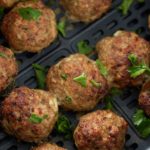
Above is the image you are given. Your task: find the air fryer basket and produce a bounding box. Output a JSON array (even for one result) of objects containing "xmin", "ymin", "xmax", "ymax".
[{"xmin": 0, "ymin": 0, "xmax": 150, "ymax": 150}]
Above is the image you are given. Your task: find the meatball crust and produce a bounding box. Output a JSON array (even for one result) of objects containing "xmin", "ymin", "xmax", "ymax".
[
  {"xmin": 1, "ymin": 87, "xmax": 58, "ymax": 143},
  {"xmin": 32, "ymin": 143, "xmax": 66, "ymax": 150},
  {"xmin": 0, "ymin": 0, "xmax": 18, "ymax": 7},
  {"xmin": 1, "ymin": 0, "xmax": 57, "ymax": 53},
  {"xmin": 0, "ymin": 46, "xmax": 18, "ymax": 92},
  {"xmin": 61, "ymin": 0, "xmax": 112, "ymax": 23},
  {"xmin": 74, "ymin": 110, "xmax": 128, "ymax": 150},
  {"xmin": 46, "ymin": 54, "xmax": 108, "ymax": 111},
  {"xmin": 96, "ymin": 31, "xmax": 150, "ymax": 88},
  {"xmin": 139, "ymin": 80, "xmax": 150, "ymax": 117}
]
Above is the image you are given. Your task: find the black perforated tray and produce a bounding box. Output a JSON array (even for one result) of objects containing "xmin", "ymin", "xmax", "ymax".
[{"xmin": 0, "ymin": 0, "xmax": 150, "ymax": 149}]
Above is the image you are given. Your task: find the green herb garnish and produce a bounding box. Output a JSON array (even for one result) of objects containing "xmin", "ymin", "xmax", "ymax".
[
  {"xmin": 109, "ymin": 87, "xmax": 122, "ymax": 96},
  {"xmin": 61, "ymin": 73, "xmax": 68, "ymax": 80},
  {"xmin": 118, "ymin": 0, "xmax": 145, "ymax": 16},
  {"xmin": 18, "ymin": 7, "xmax": 42, "ymax": 20},
  {"xmin": 57, "ymin": 19, "xmax": 66, "ymax": 37},
  {"xmin": 55, "ymin": 115, "xmax": 72, "ymax": 139},
  {"xmin": 32, "ymin": 63, "xmax": 47, "ymax": 89},
  {"xmin": 132, "ymin": 109, "xmax": 150, "ymax": 138},
  {"xmin": 90, "ymin": 79, "xmax": 101, "ymax": 88},
  {"xmin": 128, "ymin": 54, "xmax": 150, "ymax": 78},
  {"xmin": 0, "ymin": 52, "xmax": 8, "ymax": 58},
  {"xmin": 0, "ymin": 7, "xmax": 4, "ymax": 19},
  {"xmin": 96, "ymin": 59, "xmax": 108, "ymax": 77},
  {"xmin": 103, "ymin": 96, "xmax": 114, "ymax": 110},
  {"xmin": 65, "ymin": 96, "xmax": 72, "ymax": 103},
  {"xmin": 73, "ymin": 73, "xmax": 87, "ymax": 87},
  {"xmin": 77, "ymin": 40, "xmax": 93, "ymax": 55},
  {"xmin": 29, "ymin": 114, "xmax": 48, "ymax": 124}
]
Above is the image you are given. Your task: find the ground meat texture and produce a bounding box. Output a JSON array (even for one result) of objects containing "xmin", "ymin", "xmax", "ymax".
[
  {"xmin": 0, "ymin": 45, "xmax": 18, "ymax": 92},
  {"xmin": 60, "ymin": 0, "xmax": 112, "ymax": 23},
  {"xmin": 32, "ymin": 143, "xmax": 67, "ymax": 150},
  {"xmin": 74, "ymin": 110, "xmax": 128, "ymax": 150},
  {"xmin": 46, "ymin": 54, "xmax": 108, "ymax": 111},
  {"xmin": 0, "ymin": 0, "xmax": 18, "ymax": 8},
  {"xmin": 96, "ymin": 31, "xmax": 150, "ymax": 88},
  {"xmin": 0, "ymin": 87, "xmax": 58, "ymax": 143},
  {"xmin": 139, "ymin": 80, "xmax": 150, "ymax": 117},
  {"xmin": 1, "ymin": 0, "xmax": 57, "ymax": 53}
]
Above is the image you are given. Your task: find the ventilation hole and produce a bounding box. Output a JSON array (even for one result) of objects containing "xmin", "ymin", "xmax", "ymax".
[
  {"xmin": 54, "ymin": 55, "xmax": 67, "ymax": 63},
  {"xmin": 127, "ymin": 100, "xmax": 137, "ymax": 109},
  {"xmin": 127, "ymin": 19, "xmax": 138, "ymax": 27},
  {"xmin": 141, "ymin": 9, "xmax": 150, "ymax": 17},
  {"xmin": 25, "ymin": 53, "xmax": 36, "ymax": 59},
  {"xmin": 125, "ymin": 134, "xmax": 131, "ymax": 141},
  {"xmin": 129, "ymin": 143, "xmax": 138, "ymax": 149},
  {"xmin": 134, "ymin": 2, "xmax": 145, "ymax": 10},
  {"xmin": 24, "ymin": 77, "xmax": 36, "ymax": 86},
  {"xmin": 121, "ymin": 89, "xmax": 132, "ymax": 100},
  {"xmin": 106, "ymin": 20, "xmax": 117, "ymax": 29},
  {"xmin": 56, "ymin": 141, "xmax": 64, "ymax": 147},
  {"xmin": 8, "ymin": 146, "xmax": 17, "ymax": 150}
]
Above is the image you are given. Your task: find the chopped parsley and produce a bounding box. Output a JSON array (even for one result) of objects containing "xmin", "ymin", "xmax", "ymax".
[
  {"xmin": 103, "ymin": 96, "xmax": 114, "ymax": 110},
  {"xmin": 32, "ymin": 63, "xmax": 47, "ymax": 89},
  {"xmin": 0, "ymin": 52, "xmax": 8, "ymax": 58},
  {"xmin": 29, "ymin": 114, "xmax": 48, "ymax": 124},
  {"xmin": 73, "ymin": 73, "xmax": 87, "ymax": 87},
  {"xmin": 61, "ymin": 73, "xmax": 68, "ymax": 80},
  {"xmin": 90, "ymin": 79, "xmax": 101, "ymax": 88},
  {"xmin": 132, "ymin": 109, "xmax": 150, "ymax": 138},
  {"xmin": 77, "ymin": 40, "xmax": 93, "ymax": 55},
  {"xmin": 128, "ymin": 53, "xmax": 150, "ymax": 78},
  {"xmin": 65, "ymin": 96, "xmax": 72, "ymax": 103},
  {"xmin": 96, "ymin": 59, "xmax": 108, "ymax": 77},
  {"xmin": 18, "ymin": 7, "xmax": 42, "ymax": 20},
  {"xmin": 57, "ymin": 19, "xmax": 66, "ymax": 37}
]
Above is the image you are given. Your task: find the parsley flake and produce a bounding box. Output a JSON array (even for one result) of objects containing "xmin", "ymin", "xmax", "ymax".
[
  {"xmin": 29, "ymin": 114, "xmax": 48, "ymax": 124},
  {"xmin": 57, "ymin": 19, "xmax": 66, "ymax": 37},
  {"xmin": 73, "ymin": 73, "xmax": 87, "ymax": 87},
  {"xmin": 90, "ymin": 79, "xmax": 101, "ymax": 88}
]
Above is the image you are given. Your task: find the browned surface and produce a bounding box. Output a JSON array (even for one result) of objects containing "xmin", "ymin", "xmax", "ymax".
[
  {"xmin": 32, "ymin": 143, "xmax": 67, "ymax": 150},
  {"xmin": 1, "ymin": 0, "xmax": 57, "ymax": 53},
  {"xmin": 139, "ymin": 80, "xmax": 150, "ymax": 116},
  {"xmin": 96, "ymin": 31, "xmax": 150, "ymax": 88},
  {"xmin": 0, "ymin": 0, "xmax": 18, "ymax": 8},
  {"xmin": 46, "ymin": 54, "xmax": 108, "ymax": 111},
  {"xmin": 1, "ymin": 87, "xmax": 58, "ymax": 143},
  {"xmin": 74, "ymin": 110, "xmax": 128, "ymax": 150},
  {"xmin": 0, "ymin": 45, "xmax": 18, "ymax": 92},
  {"xmin": 61, "ymin": 0, "xmax": 112, "ymax": 23}
]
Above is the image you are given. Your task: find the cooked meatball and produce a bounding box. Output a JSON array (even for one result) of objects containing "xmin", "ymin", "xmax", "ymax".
[
  {"xmin": 139, "ymin": 80, "xmax": 150, "ymax": 117},
  {"xmin": 32, "ymin": 143, "xmax": 66, "ymax": 150},
  {"xmin": 74, "ymin": 110, "xmax": 128, "ymax": 150},
  {"xmin": 0, "ymin": 45, "xmax": 18, "ymax": 93},
  {"xmin": 46, "ymin": 54, "xmax": 108, "ymax": 111},
  {"xmin": 1, "ymin": 87, "xmax": 58, "ymax": 143},
  {"xmin": 61, "ymin": 0, "xmax": 112, "ymax": 23},
  {"xmin": 1, "ymin": 0, "xmax": 57, "ymax": 53},
  {"xmin": 96, "ymin": 31, "xmax": 150, "ymax": 88},
  {"xmin": 0, "ymin": 0, "xmax": 18, "ymax": 8}
]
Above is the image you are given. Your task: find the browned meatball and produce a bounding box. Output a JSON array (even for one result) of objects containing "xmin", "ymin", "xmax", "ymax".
[
  {"xmin": 1, "ymin": 0, "xmax": 57, "ymax": 53},
  {"xmin": 139, "ymin": 80, "xmax": 150, "ymax": 117},
  {"xmin": 96, "ymin": 31, "xmax": 150, "ymax": 88},
  {"xmin": 32, "ymin": 143, "xmax": 67, "ymax": 150},
  {"xmin": 1, "ymin": 87, "xmax": 58, "ymax": 143},
  {"xmin": 0, "ymin": 45, "xmax": 18, "ymax": 92},
  {"xmin": 0, "ymin": 0, "xmax": 18, "ymax": 8},
  {"xmin": 46, "ymin": 54, "xmax": 108, "ymax": 111},
  {"xmin": 60, "ymin": 0, "xmax": 112, "ymax": 23},
  {"xmin": 74, "ymin": 110, "xmax": 128, "ymax": 150}
]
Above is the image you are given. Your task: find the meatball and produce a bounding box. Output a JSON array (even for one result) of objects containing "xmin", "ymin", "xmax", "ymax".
[
  {"xmin": 139, "ymin": 80, "xmax": 150, "ymax": 117},
  {"xmin": 96, "ymin": 31, "xmax": 150, "ymax": 88},
  {"xmin": 74, "ymin": 110, "xmax": 128, "ymax": 150},
  {"xmin": 0, "ymin": 0, "xmax": 18, "ymax": 8},
  {"xmin": 60, "ymin": 0, "xmax": 112, "ymax": 23},
  {"xmin": 0, "ymin": 87, "xmax": 58, "ymax": 143},
  {"xmin": 0, "ymin": 45, "xmax": 18, "ymax": 93},
  {"xmin": 1, "ymin": 0, "xmax": 57, "ymax": 53},
  {"xmin": 32, "ymin": 143, "xmax": 66, "ymax": 150},
  {"xmin": 46, "ymin": 54, "xmax": 108, "ymax": 111}
]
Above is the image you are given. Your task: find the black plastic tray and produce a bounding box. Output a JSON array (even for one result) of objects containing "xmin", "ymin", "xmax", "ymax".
[{"xmin": 0, "ymin": 0, "xmax": 150, "ymax": 149}]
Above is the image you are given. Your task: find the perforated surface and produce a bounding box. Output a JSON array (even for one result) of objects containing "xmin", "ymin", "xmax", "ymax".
[{"xmin": 0, "ymin": 0, "xmax": 150, "ymax": 149}]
